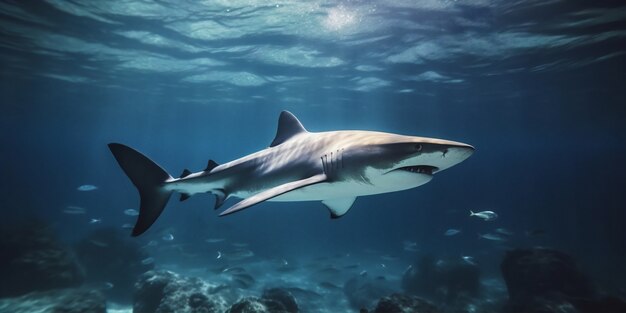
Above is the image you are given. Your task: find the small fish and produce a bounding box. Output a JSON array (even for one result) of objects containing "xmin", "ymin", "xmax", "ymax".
[
  {"xmin": 89, "ymin": 218, "xmax": 102, "ymax": 224},
  {"xmin": 444, "ymin": 229, "xmax": 461, "ymax": 236},
  {"xmin": 479, "ymin": 233, "xmax": 507, "ymax": 241},
  {"xmin": 380, "ymin": 263, "xmax": 386, "ymax": 268},
  {"xmin": 403, "ymin": 241, "xmax": 418, "ymax": 252},
  {"xmin": 217, "ymin": 249, "xmax": 255, "ymax": 261},
  {"xmin": 221, "ymin": 266, "xmax": 245, "ymax": 274},
  {"xmin": 77, "ymin": 184, "xmax": 98, "ymax": 191},
  {"xmin": 121, "ymin": 223, "xmax": 134, "ymax": 229},
  {"xmin": 62, "ymin": 205, "xmax": 86, "ymax": 214},
  {"xmin": 495, "ymin": 228, "xmax": 514, "ymax": 236},
  {"xmin": 205, "ymin": 238, "xmax": 225, "ymax": 243},
  {"xmin": 462, "ymin": 256, "xmax": 477, "ymax": 266},
  {"xmin": 232, "ymin": 242, "xmax": 249, "ymax": 248},
  {"xmin": 359, "ymin": 270, "xmax": 368, "ymax": 276},
  {"xmin": 469, "ymin": 210, "xmax": 498, "ymax": 221},
  {"xmin": 103, "ymin": 282, "xmax": 114, "ymax": 289},
  {"xmin": 141, "ymin": 257, "xmax": 155, "ymax": 265},
  {"xmin": 123, "ymin": 209, "xmax": 139, "ymax": 216},
  {"xmin": 282, "ymin": 259, "xmax": 289, "ymax": 266},
  {"xmin": 162, "ymin": 233, "xmax": 174, "ymax": 241},
  {"xmin": 90, "ymin": 240, "xmax": 109, "ymax": 247},
  {"xmin": 146, "ymin": 240, "xmax": 158, "ymax": 247}
]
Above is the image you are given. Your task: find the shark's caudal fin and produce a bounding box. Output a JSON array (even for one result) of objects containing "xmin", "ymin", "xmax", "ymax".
[{"xmin": 108, "ymin": 143, "xmax": 173, "ymax": 237}]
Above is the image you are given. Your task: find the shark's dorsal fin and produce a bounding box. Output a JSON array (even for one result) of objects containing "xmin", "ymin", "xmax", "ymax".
[
  {"xmin": 180, "ymin": 169, "xmax": 191, "ymax": 178},
  {"xmin": 322, "ymin": 197, "xmax": 356, "ymax": 219},
  {"xmin": 219, "ymin": 173, "xmax": 327, "ymax": 216},
  {"xmin": 205, "ymin": 160, "xmax": 219, "ymax": 172},
  {"xmin": 269, "ymin": 111, "xmax": 307, "ymax": 147}
]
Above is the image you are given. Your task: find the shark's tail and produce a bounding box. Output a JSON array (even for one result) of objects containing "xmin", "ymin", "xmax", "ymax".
[
  {"xmin": 469, "ymin": 210, "xmax": 475, "ymax": 216},
  {"xmin": 108, "ymin": 143, "xmax": 173, "ymax": 237}
]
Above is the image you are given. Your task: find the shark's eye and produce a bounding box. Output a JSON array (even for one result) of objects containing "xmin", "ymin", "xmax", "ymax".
[{"xmin": 415, "ymin": 144, "xmax": 423, "ymax": 151}]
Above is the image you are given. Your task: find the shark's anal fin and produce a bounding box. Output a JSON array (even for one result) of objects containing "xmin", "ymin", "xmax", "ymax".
[
  {"xmin": 322, "ymin": 197, "xmax": 356, "ymax": 219},
  {"xmin": 180, "ymin": 193, "xmax": 191, "ymax": 202},
  {"xmin": 219, "ymin": 173, "xmax": 327, "ymax": 216}
]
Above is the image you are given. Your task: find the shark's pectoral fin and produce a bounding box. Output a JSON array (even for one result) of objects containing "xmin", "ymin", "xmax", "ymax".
[
  {"xmin": 219, "ymin": 173, "xmax": 327, "ymax": 216},
  {"xmin": 322, "ymin": 197, "xmax": 356, "ymax": 219}
]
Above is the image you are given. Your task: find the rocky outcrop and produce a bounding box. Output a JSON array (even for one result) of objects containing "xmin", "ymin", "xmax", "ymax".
[
  {"xmin": 501, "ymin": 248, "xmax": 593, "ymax": 302},
  {"xmin": 262, "ymin": 288, "xmax": 299, "ymax": 313},
  {"xmin": 134, "ymin": 270, "xmax": 228, "ymax": 313},
  {"xmin": 402, "ymin": 256, "xmax": 480, "ymax": 303},
  {"xmin": 0, "ymin": 288, "xmax": 106, "ymax": 313},
  {"xmin": 373, "ymin": 293, "xmax": 441, "ymax": 313},
  {"xmin": 75, "ymin": 227, "xmax": 153, "ymax": 303},
  {"xmin": 344, "ymin": 274, "xmax": 395, "ymax": 310},
  {"xmin": 0, "ymin": 219, "xmax": 84, "ymax": 298},
  {"xmin": 501, "ymin": 248, "xmax": 626, "ymax": 313},
  {"xmin": 226, "ymin": 288, "xmax": 299, "ymax": 313}
]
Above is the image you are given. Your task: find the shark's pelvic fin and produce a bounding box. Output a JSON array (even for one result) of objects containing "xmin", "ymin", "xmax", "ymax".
[
  {"xmin": 322, "ymin": 197, "xmax": 356, "ymax": 219},
  {"xmin": 219, "ymin": 173, "xmax": 327, "ymax": 216},
  {"xmin": 180, "ymin": 193, "xmax": 191, "ymax": 202},
  {"xmin": 269, "ymin": 111, "xmax": 308, "ymax": 147},
  {"xmin": 213, "ymin": 189, "xmax": 227, "ymax": 210}
]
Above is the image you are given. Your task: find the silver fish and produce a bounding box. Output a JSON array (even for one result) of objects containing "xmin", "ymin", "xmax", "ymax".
[
  {"xmin": 469, "ymin": 210, "xmax": 498, "ymax": 221},
  {"xmin": 124, "ymin": 209, "xmax": 139, "ymax": 216},
  {"xmin": 495, "ymin": 228, "xmax": 513, "ymax": 236},
  {"xmin": 479, "ymin": 233, "xmax": 507, "ymax": 241},
  {"xmin": 462, "ymin": 256, "xmax": 477, "ymax": 265},
  {"xmin": 77, "ymin": 184, "xmax": 98, "ymax": 191},
  {"xmin": 62, "ymin": 205, "xmax": 86, "ymax": 214},
  {"xmin": 141, "ymin": 257, "xmax": 155, "ymax": 265},
  {"xmin": 444, "ymin": 229, "xmax": 461, "ymax": 236}
]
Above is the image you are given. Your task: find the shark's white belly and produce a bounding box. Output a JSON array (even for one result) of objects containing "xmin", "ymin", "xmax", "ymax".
[{"xmin": 232, "ymin": 170, "xmax": 433, "ymax": 202}]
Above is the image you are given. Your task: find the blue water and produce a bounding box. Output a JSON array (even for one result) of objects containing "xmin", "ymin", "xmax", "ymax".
[{"xmin": 1, "ymin": 1, "xmax": 625, "ymax": 312}]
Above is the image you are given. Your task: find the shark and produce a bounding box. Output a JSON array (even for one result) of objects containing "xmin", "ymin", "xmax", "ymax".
[{"xmin": 108, "ymin": 111, "xmax": 474, "ymax": 236}]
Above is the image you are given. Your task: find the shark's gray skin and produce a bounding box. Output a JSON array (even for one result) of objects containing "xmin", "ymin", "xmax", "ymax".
[{"xmin": 109, "ymin": 111, "xmax": 474, "ymax": 236}]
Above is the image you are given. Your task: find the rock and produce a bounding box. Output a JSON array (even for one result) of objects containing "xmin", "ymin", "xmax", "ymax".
[
  {"xmin": 227, "ymin": 297, "xmax": 272, "ymax": 313},
  {"xmin": 0, "ymin": 288, "xmax": 106, "ymax": 313},
  {"xmin": 75, "ymin": 227, "xmax": 153, "ymax": 302},
  {"xmin": 262, "ymin": 288, "xmax": 299, "ymax": 313},
  {"xmin": 402, "ymin": 256, "xmax": 480, "ymax": 303},
  {"xmin": 344, "ymin": 274, "xmax": 395, "ymax": 310},
  {"xmin": 501, "ymin": 248, "xmax": 626, "ymax": 313},
  {"xmin": 134, "ymin": 270, "xmax": 228, "ymax": 313},
  {"xmin": 501, "ymin": 248, "xmax": 593, "ymax": 302},
  {"xmin": 225, "ymin": 289, "xmax": 300, "ymax": 313},
  {"xmin": 374, "ymin": 293, "xmax": 442, "ymax": 313},
  {"xmin": 0, "ymin": 219, "xmax": 84, "ymax": 297}
]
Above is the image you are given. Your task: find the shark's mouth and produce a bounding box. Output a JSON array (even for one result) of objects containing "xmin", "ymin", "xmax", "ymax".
[{"xmin": 396, "ymin": 165, "xmax": 438, "ymax": 175}]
